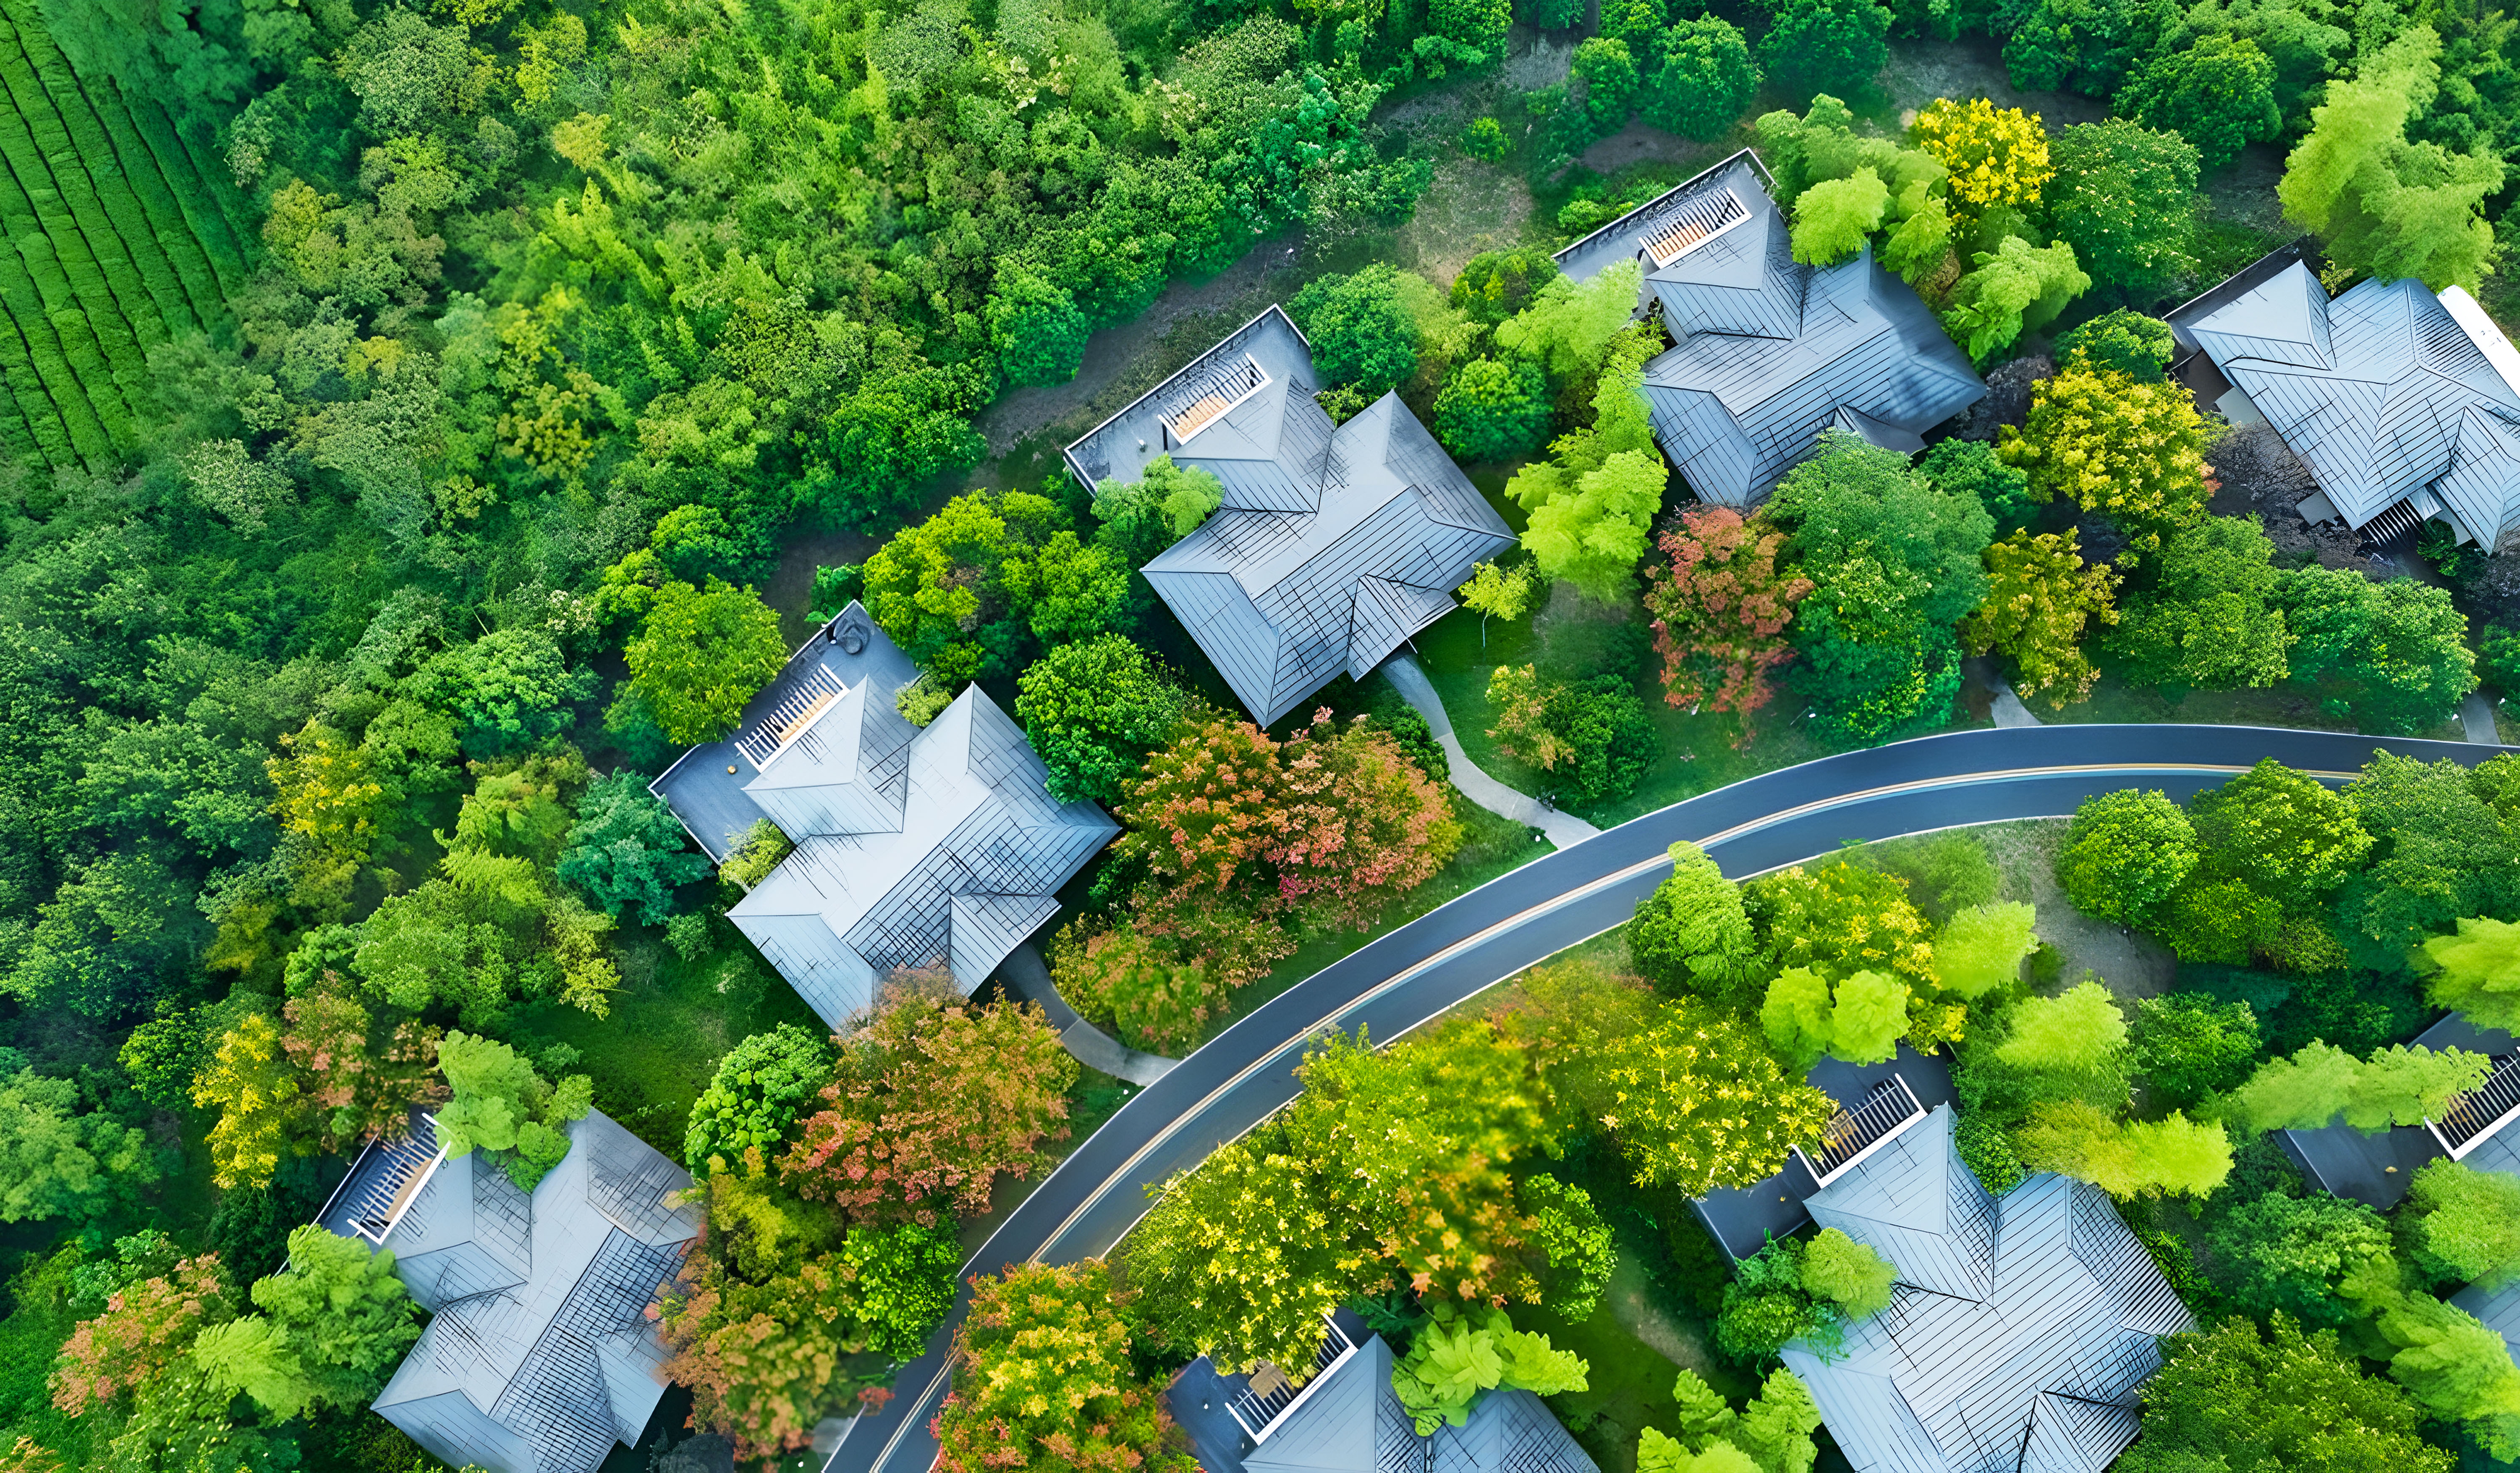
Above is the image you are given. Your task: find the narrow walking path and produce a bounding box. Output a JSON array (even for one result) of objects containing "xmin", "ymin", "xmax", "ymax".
[
  {"xmin": 2465, "ymin": 691, "xmax": 2501, "ymax": 744},
  {"xmin": 1380, "ymin": 655, "xmax": 1601, "ymax": 849},
  {"xmin": 998, "ymin": 942, "xmax": 1179, "ymax": 1086},
  {"xmin": 1967, "ymin": 656, "xmax": 2041, "ymax": 728}
]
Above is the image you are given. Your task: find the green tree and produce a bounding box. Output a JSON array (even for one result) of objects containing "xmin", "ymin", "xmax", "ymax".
[
  {"xmin": 1092, "ymin": 455, "xmax": 1225, "ymax": 567},
  {"xmin": 1769, "ymin": 431, "xmax": 1992, "ymax": 747},
  {"xmin": 2056, "ymin": 310, "xmax": 2177, "ymax": 382},
  {"xmin": 2041, "ymin": 121, "xmax": 2201, "ymax": 296},
  {"xmin": 1790, "ymin": 168, "xmax": 1889, "ymax": 265},
  {"xmin": 2422, "ymin": 915, "xmax": 2520, "ymax": 1030},
  {"xmin": 1452, "ymin": 248, "xmax": 1563, "ymax": 326},
  {"xmin": 2107, "ymin": 517, "xmax": 2293, "ymax": 692},
  {"xmin": 1759, "ymin": 0, "xmax": 1891, "ymax": 98},
  {"xmin": 1932, "ymin": 902, "xmax": 2038, "ymax": 999},
  {"xmin": 1641, "ymin": 18, "xmax": 1759, "ymax": 142},
  {"xmin": 2279, "ymin": 27, "xmax": 2502, "ymax": 292},
  {"xmin": 1484, "ymin": 665, "xmax": 1663, "ymax": 807},
  {"xmin": 410, "ymin": 628, "xmax": 585, "ymax": 760},
  {"xmin": 1961, "ymin": 529, "xmax": 2118, "ymax": 709},
  {"xmin": 989, "ymin": 268, "xmax": 1091, "ymax": 387},
  {"xmin": 1391, "ymin": 1303, "xmax": 1588, "ymax": 1434},
  {"xmin": 2188, "ymin": 758, "xmax": 2372, "ymax": 912},
  {"xmin": 1496, "ymin": 259, "xmax": 1646, "ymax": 380},
  {"xmin": 684, "ymin": 1024, "xmax": 837, "ymax": 1174},
  {"xmin": 2404, "ymin": 1158, "xmax": 2520, "ymax": 1290},
  {"xmin": 1508, "ymin": 328, "xmax": 1671, "ymax": 600},
  {"xmin": 1014, "ymin": 634, "xmax": 1186, "ymax": 806},
  {"xmin": 1629, "ymin": 840, "xmax": 1765, "ymax": 1010},
  {"xmin": 618, "ymin": 580, "xmax": 788, "ymax": 746},
  {"xmin": 2116, "ymin": 1316, "xmax": 2455, "ymax": 1473},
  {"xmin": 1748, "ymin": 859, "xmax": 1936, "ymax": 985},
  {"xmin": 1457, "ymin": 558, "xmax": 1541, "ymax": 643},
  {"xmin": 1652, "ymin": 1368, "xmax": 1821, "ymax": 1473},
  {"xmin": 434, "ymin": 1030, "xmax": 594, "ymax": 1191},
  {"xmin": 2334, "ymin": 752, "xmax": 2519, "ymax": 971},
  {"xmin": 1432, "ymin": 358, "xmax": 1553, "ymax": 462},
  {"xmin": 1941, "ymin": 236, "xmax": 2092, "ymax": 364},
  {"xmin": 1918, "ymin": 439, "xmax": 2037, "ymax": 531},
  {"xmin": 933, "ymin": 1259, "xmax": 1196, "ymax": 1473},
  {"xmin": 2057, "ymin": 790, "xmax": 2197, "ymax": 925},
  {"xmin": 2001, "ymin": 0, "xmax": 2153, "ymax": 94},
  {"xmin": 1800, "ymin": 1227, "xmax": 1896, "ymax": 1318},
  {"xmin": 0, "ymin": 1057, "xmax": 162, "ymax": 1223},
  {"xmin": 864, "ymin": 491, "xmax": 1113, "ymax": 682},
  {"xmin": 2129, "ymin": 994, "xmax": 2260, "ymax": 1110},
  {"xmin": 2275, "ymin": 568, "xmax": 2477, "ymax": 734},
  {"xmin": 248, "ymin": 1225, "xmax": 421, "ymax": 1412},
  {"xmin": 2207, "ymin": 1191, "xmax": 2396, "ymax": 1326},
  {"xmin": 1573, "ymin": 38, "xmax": 1642, "ymax": 132},
  {"xmin": 555, "ymin": 770, "xmax": 711, "ymax": 927},
  {"xmin": 1289, "ymin": 265, "xmax": 1422, "ymax": 398},
  {"xmin": 2122, "ymin": 34, "xmax": 2282, "ymax": 170}
]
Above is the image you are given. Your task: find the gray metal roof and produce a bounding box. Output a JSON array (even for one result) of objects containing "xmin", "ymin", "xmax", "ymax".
[
  {"xmin": 1781, "ymin": 1106, "xmax": 2193, "ymax": 1473},
  {"xmin": 1063, "ymin": 308, "xmax": 1513, "ymax": 727},
  {"xmin": 2450, "ymin": 1114, "xmax": 2520, "ymax": 1356},
  {"xmin": 1553, "ymin": 156, "xmax": 1986, "ymax": 509},
  {"xmin": 1175, "ymin": 1332, "xmax": 1598, "ymax": 1473},
  {"xmin": 1693, "ymin": 1046, "xmax": 1957, "ymax": 1262},
  {"xmin": 652, "ymin": 604, "xmax": 1117, "ymax": 1028},
  {"xmin": 2275, "ymin": 1011, "xmax": 2515, "ymax": 1209},
  {"xmin": 2185, "ymin": 262, "xmax": 2520, "ymax": 547},
  {"xmin": 341, "ymin": 1109, "xmax": 701, "ymax": 1473}
]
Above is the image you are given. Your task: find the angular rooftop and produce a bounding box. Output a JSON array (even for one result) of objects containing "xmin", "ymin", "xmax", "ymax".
[
  {"xmin": 1062, "ymin": 307, "xmax": 1513, "ymax": 727},
  {"xmin": 322, "ymin": 1109, "xmax": 701, "ymax": 1473},
  {"xmin": 1780, "ymin": 1106, "xmax": 2194, "ymax": 1473},
  {"xmin": 1693, "ymin": 1045, "xmax": 1957, "ymax": 1262},
  {"xmin": 1167, "ymin": 1315, "xmax": 1598, "ymax": 1473},
  {"xmin": 652, "ymin": 603, "xmax": 1116, "ymax": 1027},
  {"xmin": 2176, "ymin": 260, "xmax": 2520, "ymax": 548},
  {"xmin": 1554, "ymin": 152, "xmax": 1986, "ymax": 508}
]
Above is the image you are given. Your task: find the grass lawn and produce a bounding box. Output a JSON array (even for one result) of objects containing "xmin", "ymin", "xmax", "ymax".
[{"xmin": 514, "ymin": 917, "xmax": 825, "ymax": 1160}]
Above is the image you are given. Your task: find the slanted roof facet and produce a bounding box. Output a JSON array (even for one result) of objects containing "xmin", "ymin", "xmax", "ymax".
[
  {"xmin": 1070, "ymin": 310, "xmax": 1513, "ymax": 726},
  {"xmin": 652, "ymin": 605, "xmax": 1117, "ymax": 1027},
  {"xmin": 2180, "ymin": 263, "xmax": 2520, "ymax": 546},
  {"xmin": 350, "ymin": 1110, "xmax": 701, "ymax": 1473},
  {"xmin": 1783, "ymin": 1106, "xmax": 2194, "ymax": 1473},
  {"xmin": 1554, "ymin": 153, "xmax": 1986, "ymax": 508}
]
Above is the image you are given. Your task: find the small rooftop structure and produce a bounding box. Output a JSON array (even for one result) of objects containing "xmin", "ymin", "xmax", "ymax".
[
  {"xmin": 1693, "ymin": 1045, "xmax": 1957, "ymax": 1262},
  {"xmin": 1061, "ymin": 307, "xmax": 1514, "ymax": 727},
  {"xmin": 318, "ymin": 1110, "xmax": 701, "ymax": 1473},
  {"xmin": 2276, "ymin": 1012, "xmax": 2515, "ymax": 1210},
  {"xmin": 1780, "ymin": 1105, "xmax": 2195, "ymax": 1473},
  {"xmin": 1168, "ymin": 1313, "xmax": 1599, "ymax": 1473},
  {"xmin": 2172, "ymin": 259, "xmax": 2520, "ymax": 548},
  {"xmin": 651, "ymin": 604, "xmax": 1117, "ymax": 1027},
  {"xmin": 1554, "ymin": 152, "xmax": 1987, "ymax": 508}
]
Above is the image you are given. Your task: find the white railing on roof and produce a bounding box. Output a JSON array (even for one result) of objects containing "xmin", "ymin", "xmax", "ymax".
[
  {"xmin": 1641, "ymin": 188, "xmax": 1751, "ymax": 268},
  {"xmin": 341, "ymin": 1115, "xmax": 448, "ymax": 1245},
  {"xmin": 1228, "ymin": 1315, "xmax": 1358, "ymax": 1443},
  {"xmin": 735, "ymin": 665, "xmax": 848, "ymax": 770},
  {"xmin": 2428, "ymin": 1053, "xmax": 2520, "ymax": 1160},
  {"xmin": 1793, "ymin": 1075, "xmax": 1926, "ymax": 1189},
  {"xmin": 1160, "ymin": 354, "xmax": 1269, "ymax": 446}
]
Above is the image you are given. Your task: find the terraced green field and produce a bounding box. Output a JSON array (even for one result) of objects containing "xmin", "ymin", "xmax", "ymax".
[{"xmin": 0, "ymin": 0, "xmax": 249, "ymax": 471}]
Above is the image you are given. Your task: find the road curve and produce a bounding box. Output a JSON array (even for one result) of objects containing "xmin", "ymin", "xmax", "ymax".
[{"xmin": 829, "ymin": 723, "xmax": 2504, "ymax": 1473}]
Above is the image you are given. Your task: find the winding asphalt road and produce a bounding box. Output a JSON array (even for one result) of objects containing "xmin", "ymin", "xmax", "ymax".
[{"xmin": 827, "ymin": 722, "xmax": 2506, "ymax": 1473}]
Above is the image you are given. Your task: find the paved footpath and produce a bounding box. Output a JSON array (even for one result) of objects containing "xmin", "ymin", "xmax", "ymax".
[
  {"xmin": 1380, "ymin": 655, "xmax": 1600, "ymax": 848},
  {"xmin": 827, "ymin": 723, "xmax": 2507, "ymax": 1473}
]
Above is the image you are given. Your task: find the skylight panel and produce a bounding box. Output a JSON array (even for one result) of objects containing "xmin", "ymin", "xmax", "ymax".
[{"xmin": 1642, "ymin": 187, "xmax": 1751, "ymax": 268}]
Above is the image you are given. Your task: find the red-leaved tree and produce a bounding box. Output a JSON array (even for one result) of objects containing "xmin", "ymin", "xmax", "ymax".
[
  {"xmin": 1642, "ymin": 508, "xmax": 1812, "ymax": 722},
  {"xmin": 50, "ymin": 1255, "xmax": 236, "ymax": 1415},
  {"xmin": 780, "ymin": 972, "xmax": 1078, "ymax": 1224},
  {"xmin": 1271, "ymin": 711, "xmax": 1464, "ymax": 933},
  {"xmin": 1110, "ymin": 713, "xmax": 1284, "ymax": 903}
]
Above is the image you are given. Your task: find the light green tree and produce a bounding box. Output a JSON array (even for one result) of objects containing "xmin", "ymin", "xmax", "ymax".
[
  {"xmin": 434, "ymin": 1031, "xmax": 594, "ymax": 1190},
  {"xmin": 2423, "ymin": 915, "xmax": 2520, "ymax": 1030},
  {"xmin": 1800, "ymin": 1228, "xmax": 1896, "ymax": 1318},
  {"xmin": 2277, "ymin": 27, "xmax": 2502, "ymax": 292},
  {"xmin": 1390, "ymin": 1303, "xmax": 1588, "ymax": 1434},
  {"xmin": 1457, "ymin": 559, "xmax": 1539, "ymax": 645},
  {"xmin": 1761, "ymin": 967, "xmax": 1838, "ymax": 1069},
  {"xmin": 1791, "ymin": 168, "xmax": 1889, "ymax": 265},
  {"xmin": 1650, "ymin": 1368, "xmax": 1822, "ymax": 1473},
  {"xmin": 1940, "ymin": 236, "xmax": 2090, "ymax": 364},
  {"xmin": 618, "ymin": 579, "xmax": 787, "ymax": 745},
  {"xmin": 1509, "ymin": 329, "xmax": 1670, "ymax": 600},
  {"xmin": 188, "ymin": 1316, "xmax": 313, "ymax": 1421},
  {"xmin": 2406, "ymin": 1158, "xmax": 2520, "ymax": 1290},
  {"xmin": 2015, "ymin": 1102, "xmax": 2232, "ymax": 1198},
  {"xmin": 1629, "ymin": 840, "xmax": 1766, "ymax": 1009},
  {"xmin": 1495, "ymin": 259, "xmax": 1646, "ymax": 379},
  {"xmin": 1996, "ymin": 980, "xmax": 2127, "ymax": 1084},
  {"xmin": 1829, "ymin": 970, "xmax": 1910, "ymax": 1064},
  {"xmin": 1933, "ymin": 903, "xmax": 2037, "ymax": 999},
  {"xmin": 249, "ymin": 1225, "xmax": 422, "ymax": 1411}
]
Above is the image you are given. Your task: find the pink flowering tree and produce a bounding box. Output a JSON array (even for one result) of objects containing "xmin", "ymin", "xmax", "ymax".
[{"xmin": 1641, "ymin": 508, "xmax": 1812, "ymax": 722}]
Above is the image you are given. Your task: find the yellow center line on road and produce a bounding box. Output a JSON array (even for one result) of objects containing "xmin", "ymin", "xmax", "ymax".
[{"xmin": 866, "ymin": 756, "xmax": 2332, "ymax": 1470}]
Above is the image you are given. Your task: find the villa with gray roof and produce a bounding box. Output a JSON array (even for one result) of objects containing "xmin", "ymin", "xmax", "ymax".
[
  {"xmin": 1062, "ymin": 307, "xmax": 1514, "ymax": 727},
  {"xmin": 2171, "ymin": 259, "xmax": 2520, "ymax": 548},
  {"xmin": 1169, "ymin": 1312, "xmax": 1599, "ymax": 1473},
  {"xmin": 314, "ymin": 1110, "xmax": 699, "ymax": 1473},
  {"xmin": 1779, "ymin": 1104, "xmax": 2193, "ymax": 1473},
  {"xmin": 650, "ymin": 604, "xmax": 1117, "ymax": 1027},
  {"xmin": 1553, "ymin": 152, "xmax": 1987, "ymax": 508}
]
